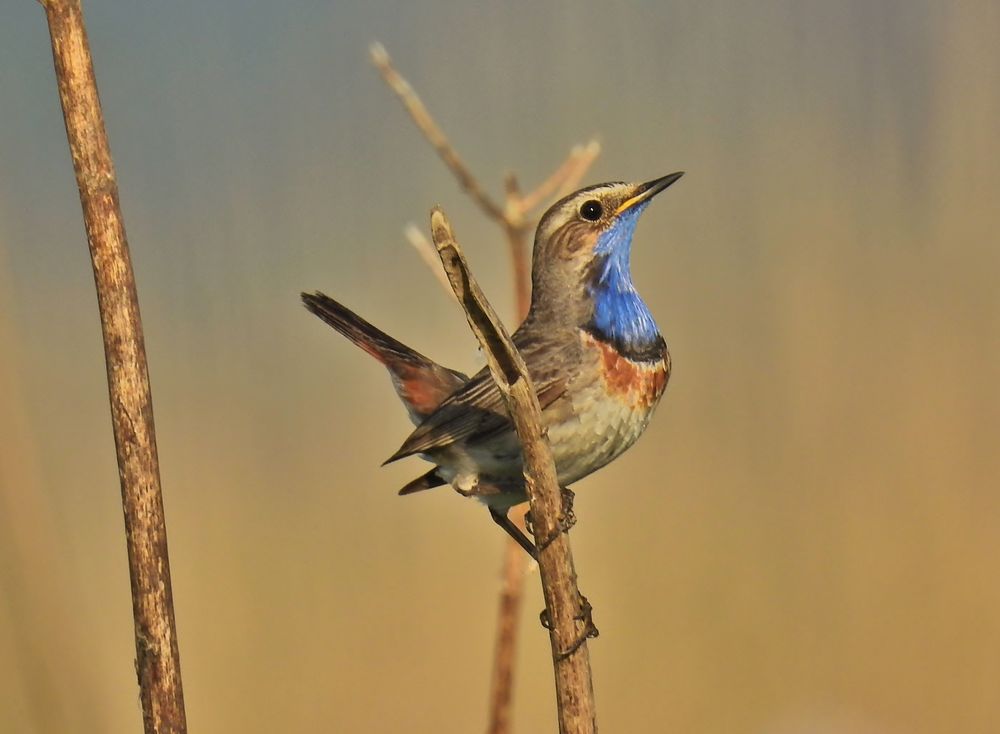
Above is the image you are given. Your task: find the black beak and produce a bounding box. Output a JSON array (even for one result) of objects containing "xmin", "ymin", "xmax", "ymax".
[{"xmin": 615, "ymin": 172, "xmax": 685, "ymax": 215}]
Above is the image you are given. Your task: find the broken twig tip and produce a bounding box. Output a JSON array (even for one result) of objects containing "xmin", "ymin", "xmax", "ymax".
[
  {"xmin": 369, "ymin": 41, "xmax": 388, "ymax": 65},
  {"xmin": 429, "ymin": 208, "xmax": 453, "ymax": 248},
  {"xmin": 403, "ymin": 222, "xmax": 423, "ymax": 241}
]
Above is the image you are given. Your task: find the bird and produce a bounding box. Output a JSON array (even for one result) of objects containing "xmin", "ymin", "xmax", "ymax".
[{"xmin": 302, "ymin": 172, "xmax": 682, "ymax": 557}]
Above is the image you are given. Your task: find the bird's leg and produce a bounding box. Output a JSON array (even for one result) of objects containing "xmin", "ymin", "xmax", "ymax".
[
  {"xmin": 489, "ymin": 507, "xmax": 538, "ymax": 560},
  {"xmin": 498, "ymin": 487, "xmax": 576, "ymax": 557},
  {"xmin": 539, "ymin": 591, "xmax": 600, "ymax": 659}
]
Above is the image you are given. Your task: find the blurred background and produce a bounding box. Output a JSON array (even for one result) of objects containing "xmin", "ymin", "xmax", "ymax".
[{"xmin": 2, "ymin": 1, "xmax": 999, "ymax": 732}]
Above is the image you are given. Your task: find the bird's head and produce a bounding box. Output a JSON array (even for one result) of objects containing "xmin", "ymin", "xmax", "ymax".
[{"xmin": 529, "ymin": 173, "xmax": 683, "ymax": 340}]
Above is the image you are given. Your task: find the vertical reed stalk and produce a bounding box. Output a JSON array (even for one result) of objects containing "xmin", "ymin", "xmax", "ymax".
[{"xmin": 41, "ymin": 2, "xmax": 187, "ymax": 732}]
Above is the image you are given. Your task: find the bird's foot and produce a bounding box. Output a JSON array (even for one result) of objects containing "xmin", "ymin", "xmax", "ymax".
[
  {"xmin": 558, "ymin": 487, "xmax": 577, "ymax": 531},
  {"xmin": 539, "ymin": 591, "xmax": 599, "ymax": 660},
  {"xmin": 533, "ymin": 487, "xmax": 577, "ymax": 554}
]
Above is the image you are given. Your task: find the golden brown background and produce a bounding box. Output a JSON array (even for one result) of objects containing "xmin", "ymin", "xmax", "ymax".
[{"xmin": 2, "ymin": 1, "xmax": 999, "ymax": 732}]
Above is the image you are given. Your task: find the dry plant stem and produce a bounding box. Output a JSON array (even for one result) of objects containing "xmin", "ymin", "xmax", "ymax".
[
  {"xmin": 431, "ymin": 210, "xmax": 597, "ymax": 734},
  {"xmin": 490, "ymin": 183, "xmax": 531, "ymax": 734},
  {"xmin": 370, "ymin": 43, "xmax": 506, "ymax": 222},
  {"xmin": 517, "ymin": 141, "xmax": 602, "ymax": 215},
  {"xmin": 487, "ymin": 533, "xmax": 530, "ymax": 734},
  {"xmin": 553, "ymin": 141, "xmax": 603, "ymax": 201},
  {"xmin": 502, "ymin": 174, "xmax": 532, "ymax": 323},
  {"xmin": 370, "ymin": 43, "xmax": 601, "ymax": 733},
  {"xmin": 41, "ymin": 2, "xmax": 187, "ymax": 733},
  {"xmin": 485, "ymin": 143, "xmax": 597, "ymax": 733},
  {"xmin": 404, "ymin": 223, "xmax": 457, "ymax": 302},
  {"xmin": 487, "ymin": 144, "xmax": 597, "ymax": 733},
  {"xmin": 504, "ymin": 224, "xmax": 532, "ymax": 322}
]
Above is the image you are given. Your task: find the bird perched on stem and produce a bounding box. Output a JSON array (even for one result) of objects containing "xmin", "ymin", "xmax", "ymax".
[{"xmin": 303, "ymin": 173, "xmax": 682, "ymax": 557}]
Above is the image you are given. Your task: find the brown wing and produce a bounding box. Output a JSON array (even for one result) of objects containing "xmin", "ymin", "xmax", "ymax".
[{"xmin": 383, "ymin": 328, "xmax": 576, "ymax": 463}]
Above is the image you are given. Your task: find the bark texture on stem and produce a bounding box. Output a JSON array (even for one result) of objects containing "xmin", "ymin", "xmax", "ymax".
[
  {"xmin": 370, "ymin": 43, "xmax": 601, "ymax": 733},
  {"xmin": 41, "ymin": 2, "xmax": 187, "ymax": 733},
  {"xmin": 430, "ymin": 210, "xmax": 597, "ymax": 734}
]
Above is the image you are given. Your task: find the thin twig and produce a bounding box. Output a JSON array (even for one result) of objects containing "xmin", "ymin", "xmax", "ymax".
[
  {"xmin": 404, "ymin": 223, "xmax": 457, "ymax": 302},
  {"xmin": 40, "ymin": 2, "xmax": 187, "ymax": 733},
  {"xmin": 370, "ymin": 43, "xmax": 603, "ymax": 733},
  {"xmin": 502, "ymin": 222, "xmax": 532, "ymax": 322},
  {"xmin": 487, "ymin": 535, "xmax": 531, "ymax": 734},
  {"xmin": 553, "ymin": 140, "xmax": 602, "ymax": 200},
  {"xmin": 517, "ymin": 140, "xmax": 602, "ymax": 215},
  {"xmin": 370, "ymin": 42, "xmax": 506, "ymax": 222},
  {"xmin": 431, "ymin": 210, "xmax": 597, "ymax": 734}
]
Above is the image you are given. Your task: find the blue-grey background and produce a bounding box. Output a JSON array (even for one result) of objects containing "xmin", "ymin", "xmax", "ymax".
[{"xmin": 2, "ymin": 1, "xmax": 999, "ymax": 732}]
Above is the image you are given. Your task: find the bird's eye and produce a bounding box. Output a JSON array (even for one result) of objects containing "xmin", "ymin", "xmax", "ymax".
[{"xmin": 579, "ymin": 200, "xmax": 603, "ymax": 221}]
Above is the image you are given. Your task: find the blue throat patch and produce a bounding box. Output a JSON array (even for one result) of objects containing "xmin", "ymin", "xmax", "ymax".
[{"xmin": 586, "ymin": 202, "xmax": 663, "ymax": 358}]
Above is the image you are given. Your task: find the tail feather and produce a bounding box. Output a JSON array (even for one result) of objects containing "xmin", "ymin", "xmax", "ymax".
[
  {"xmin": 302, "ymin": 291, "xmax": 467, "ymax": 421},
  {"xmin": 397, "ymin": 467, "xmax": 447, "ymax": 496},
  {"xmin": 302, "ymin": 291, "xmax": 420, "ymax": 365}
]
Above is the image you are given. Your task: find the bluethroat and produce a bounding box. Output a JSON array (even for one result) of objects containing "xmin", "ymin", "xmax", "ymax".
[{"xmin": 303, "ymin": 173, "xmax": 683, "ymax": 556}]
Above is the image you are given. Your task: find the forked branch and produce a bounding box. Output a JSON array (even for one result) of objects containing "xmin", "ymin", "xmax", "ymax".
[
  {"xmin": 371, "ymin": 42, "xmax": 601, "ymax": 734},
  {"xmin": 371, "ymin": 40, "xmax": 600, "ymax": 319}
]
